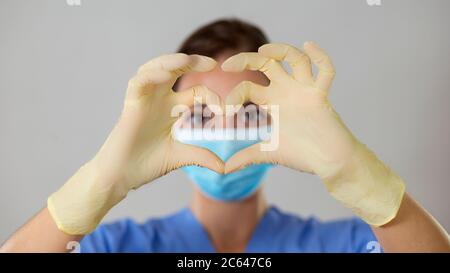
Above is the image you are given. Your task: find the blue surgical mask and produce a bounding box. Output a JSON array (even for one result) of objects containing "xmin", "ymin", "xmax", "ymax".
[{"xmin": 174, "ymin": 128, "xmax": 272, "ymax": 201}]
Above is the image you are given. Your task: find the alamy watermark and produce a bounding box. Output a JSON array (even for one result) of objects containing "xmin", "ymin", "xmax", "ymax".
[
  {"xmin": 66, "ymin": 0, "xmax": 81, "ymax": 6},
  {"xmin": 366, "ymin": 0, "xmax": 381, "ymax": 6},
  {"xmin": 366, "ymin": 241, "xmax": 382, "ymax": 253},
  {"xmin": 171, "ymin": 97, "xmax": 280, "ymax": 152}
]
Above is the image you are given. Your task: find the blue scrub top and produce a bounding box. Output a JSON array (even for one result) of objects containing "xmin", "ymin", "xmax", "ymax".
[{"xmin": 79, "ymin": 206, "xmax": 379, "ymax": 253}]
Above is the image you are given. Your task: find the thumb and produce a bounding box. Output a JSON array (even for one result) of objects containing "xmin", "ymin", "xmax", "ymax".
[
  {"xmin": 224, "ymin": 142, "xmax": 277, "ymax": 174},
  {"xmin": 171, "ymin": 141, "xmax": 225, "ymax": 174}
]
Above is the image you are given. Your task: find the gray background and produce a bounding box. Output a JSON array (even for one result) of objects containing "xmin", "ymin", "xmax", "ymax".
[{"xmin": 1, "ymin": 0, "xmax": 449, "ymax": 242}]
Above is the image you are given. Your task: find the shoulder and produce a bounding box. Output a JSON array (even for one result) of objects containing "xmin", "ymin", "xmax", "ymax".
[
  {"xmin": 267, "ymin": 206, "xmax": 379, "ymax": 253},
  {"xmin": 79, "ymin": 209, "xmax": 188, "ymax": 253}
]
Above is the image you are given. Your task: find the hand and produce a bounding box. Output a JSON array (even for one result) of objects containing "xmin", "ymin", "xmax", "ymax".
[
  {"xmin": 222, "ymin": 42, "xmax": 405, "ymax": 226},
  {"xmin": 222, "ymin": 42, "xmax": 354, "ymax": 176},
  {"xmin": 47, "ymin": 53, "xmax": 224, "ymax": 235},
  {"xmin": 95, "ymin": 53, "xmax": 224, "ymax": 187}
]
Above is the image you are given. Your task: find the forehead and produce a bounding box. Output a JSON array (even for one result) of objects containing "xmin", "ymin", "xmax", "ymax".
[{"xmin": 176, "ymin": 59, "xmax": 268, "ymax": 98}]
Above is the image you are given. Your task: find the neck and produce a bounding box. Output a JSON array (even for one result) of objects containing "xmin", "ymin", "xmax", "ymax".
[{"xmin": 190, "ymin": 187, "xmax": 268, "ymax": 253}]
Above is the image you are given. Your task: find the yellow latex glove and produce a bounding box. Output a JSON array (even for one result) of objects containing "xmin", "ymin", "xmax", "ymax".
[
  {"xmin": 222, "ymin": 42, "xmax": 405, "ymax": 226},
  {"xmin": 48, "ymin": 54, "xmax": 224, "ymax": 235}
]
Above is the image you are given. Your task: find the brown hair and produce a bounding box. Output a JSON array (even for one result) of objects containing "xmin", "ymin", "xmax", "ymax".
[
  {"xmin": 177, "ymin": 18, "xmax": 269, "ymax": 58},
  {"xmin": 174, "ymin": 18, "xmax": 269, "ymax": 90}
]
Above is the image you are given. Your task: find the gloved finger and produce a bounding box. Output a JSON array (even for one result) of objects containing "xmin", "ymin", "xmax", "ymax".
[
  {"xmin": 258, "ymin": 43, "xmax": 313, "ymax": 83},
  {"xmin": 138, "ymin": 53, "xmax": 189, "ymax": 73},
  {"xmin": 188, "ymin": 54, "xmax": 218, "ymax": 72},
  {"xmin": 225, "ymin": 81, "xmax": 270, "ymax": 116},
  {"xmin": 138, "ymin": 54, "xmax": 217, "ymax": 90},
  {"xmin": 224, "ymin": 142, "xmax": 277, "ymax": 174},
  {"xmin": 221, "ymin": 52, "xmax": 290, "ymax": 83},
  {"xmin": 170, "ymin": 141, "xmax": 225, "ymax": 174},
  {"xmin": 125, "ymin": 68, "xmax": 173, "ymax": 103},
  {"xmin": 173, "ymin": 85, "xmax": 223, "ymax": 114},
  {"xmin": 303, "ymin": 41, "xmax": 335, "ymax": 92},
  {"xmin": 138, "ymin": 54, "xmax": 216, "ymax": 75}
]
